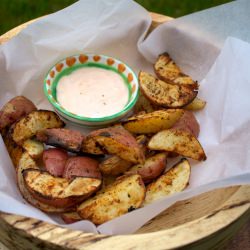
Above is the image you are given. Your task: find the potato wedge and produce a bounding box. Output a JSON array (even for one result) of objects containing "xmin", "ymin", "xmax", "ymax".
[
  {"xmin": 43, "ymin": 148, "xmax": 69, "ymax": 177},
  {"xmin": 123, "ymin": 109, "xmax": 184, "ymax": 134},
  {"xmin": 22, "ymin": 139, "xmax": 44, "ymax": 160},
  {"xmin": 139, "ymin": 71, "xmax": 197, "ymax": 108},
  {"xmin": 11, "ymin": 110, "xmax": 65, "ymax": 145},
  {"xmin": 61, "ymin": 212, "xmax": 82, "ymax": 224},
  {"xmin": 172, "ymin": 111, "xmax": 200, "ymax": 138},
  {"xmin": 82, "ymin": 127, "xmax": 145, "ymax": 164},
  {"xmin": 154, "ymin": 53, "xmax": 198, "ymax": 89},
  {"xmin": 99, "ymin": 156, "xmax": 133, "ymax": 176},
  {"xmin": 17, "ymin": 152, "xmax": 73, "ymax": 213},
  {"xmin": 63, "ymin": 156, "xmax": 102, "ymax": 180},
  {"xmin": 3, "ymin": 130, "xmax": 24, "ymax": 168},
  {"xmin": 148, "ymin": 129, "xmax": 206, "ymax": 161},
  {"xmin": 144, "ymin": 158, "xmax": 191, "ymax": 205},
  {"xmin": 133, "ymin": 93, "xmax": 156, "ymax": 114},
  {"xmin": 23, "ymin": 169, "xmax": 102, "ymax": 208},
  {"xmin": 184, "ymin": 97, "xmax": 206, "ymax": 111},
  {"xmin": 36, "ymin": 128, "xmax": 85, "ymax": 153},
  {"xmin": 125, "ymin": 153, "xmax": 167, "ymax": 184},
  {"xmin": 99, "ymin": 135, "xmax": 148, "ymax": 176},
  {"xmin": 77, "ymin": 174, "xmax": 145, "ymax": 225},
  {"xmin": 0, "ymin": 96, "xmax": 37, "ymax": 131}
]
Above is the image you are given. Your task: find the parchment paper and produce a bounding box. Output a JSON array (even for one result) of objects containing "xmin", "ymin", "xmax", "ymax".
[{"xmin": 0, "ymin": 0, "xmax": 250, "ymax": 235}]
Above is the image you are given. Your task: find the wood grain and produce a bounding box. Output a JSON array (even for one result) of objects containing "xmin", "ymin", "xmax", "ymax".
[{"xmin": 0, "ymin": 11, "xmax": 249, "ymax": 250}]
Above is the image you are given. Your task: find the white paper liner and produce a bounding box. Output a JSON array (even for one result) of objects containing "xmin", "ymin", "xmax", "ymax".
[{"xmin": 0, "ymin": 0, "xmax": 249, "ymax": 235}]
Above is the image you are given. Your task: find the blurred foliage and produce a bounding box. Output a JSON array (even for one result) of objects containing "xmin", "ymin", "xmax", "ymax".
[{"xmin": 0, "ymin": 0, "xmax": 232, "ymax": 34}]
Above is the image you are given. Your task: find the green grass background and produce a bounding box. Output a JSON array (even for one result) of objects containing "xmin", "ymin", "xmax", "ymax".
[{"xmin": 0, "ymin": 0, "xmax": 232, "ymax": 35}]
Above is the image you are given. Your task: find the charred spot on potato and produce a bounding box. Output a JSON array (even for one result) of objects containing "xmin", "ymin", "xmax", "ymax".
[
  {"xmin": 128, "ymin": 206, "xmax": 136, "ymax": 212},
  {"xmin": 99, "ymin": 132, "xmax": 111, "ymax": 137}
]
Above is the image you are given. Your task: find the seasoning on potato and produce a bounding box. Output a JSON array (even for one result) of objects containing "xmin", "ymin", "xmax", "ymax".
[
  {"xmin": 154, "ymin": 53, "xmax": 198, "ymax": 89},
  {"xmin": 139, "ymin": 71, "xmax": 198, "ymax": 108},
  {"xmin": 77, "ymin": 174, "xmax": 145, "ymax": 225},
  {"xmin": 148, "ymin": 129, "xmax": 206, "ymax": 161},
  {"xmin": 144, "ymin": 158, "xmax": 191, "ymax": 205},
  {"xmin": 122, "ymin": 109, "xmax": 184, "ymax": 134},
  {"xmin": 82, "ymin": 126, "xmax": 145, "ymax": 164},
  {"xmin": 11, "ymin": 110, "xmax": 65, "ymax": 145}
]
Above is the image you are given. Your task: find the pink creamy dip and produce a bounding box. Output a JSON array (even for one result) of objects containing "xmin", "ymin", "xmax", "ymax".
[{"xmin": 57, "ymin": 67, "xmax": 129, "ymax": 118}]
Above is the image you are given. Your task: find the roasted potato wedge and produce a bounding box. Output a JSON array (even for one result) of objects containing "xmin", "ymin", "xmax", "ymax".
[
  {"xmin": 61, "ymin": 212, "xmax": 82, "ymax": 224},
  {"xmin": 22, "ymin": 139, "xmax": 44, "ymax": 160},
  {"xmin": 23, "ymin": 169, "xmax": 102, "ymax": 208},
  {"xmin": 36, "ymin": 128, "xmax": 85, "ymax": 153},
  {"xmin": 123, "ymin": 109, "xmax": 184, "ymax": 134},
  {"xmin": 0, "ymin": 96, "xmax": 37, "ymax": 131},
  {"xmin": 99, "ymin": 135, "xmax": 148, "ymax": 176},
  {"xmin": 144, "ymin": 158, "xmax": 191, "ymax": 205},
  {"xmin": 154, "ymin": 53, "xmax": 198, "ymax": 89},
  {"xmin": 11, "ymin": 110, "xmax": 65, "ymax": 145},
  {"xmin": 99, "ymin": 156, "xmax": 133, "ymax": 176},
  {"xmin": 125, "ymin": 153, "xmax": 167, "ymax": 183},
  {"xmin": 172, "ymin": 111, "xmax": 200, "ymax": 138},
  {"xmin": 82, "ymin": 127, "xmax": 145, "ymax": 164},
  {"xmin": 63, "ymin": 156, "xmax": 102, "ymax": 180},
  {"xmin": 43, "ymin": 148, "xmax": 69, "ymax": 177},
  {"xmin": 77, "ymin": 174, "xmax": 145, "ymax": 225},
  {"xmin": 17, "ymin": 152, "xmax": 73, "ymax": 213},
  {"xmin": 3, "ymin": 130, "xmax": 24, "ymax": 168},
  {"xmin": 184, "ymin": 97, "xmax": 206, "ymax": 111},
  {"xmin": 139, "ymin": 71, "xmax": 197, "ymax": 108},
  {"xmin": 133, "ymin": 93, "xmax": 156, "ymax": 114},
  {"xmin": 148, "ymin": 129, "xmax": 206, "ymax": 161}
]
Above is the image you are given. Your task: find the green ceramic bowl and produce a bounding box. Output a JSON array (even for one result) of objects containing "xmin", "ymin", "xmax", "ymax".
[{"xmin": 44, "ymin": 54, "xmax": 139, "ymax": 127}]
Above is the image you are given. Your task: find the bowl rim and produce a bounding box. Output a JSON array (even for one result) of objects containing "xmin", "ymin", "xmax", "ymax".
[{"xmin": 44, "ymin": 53, "xmax": 139, "ymax": 122}]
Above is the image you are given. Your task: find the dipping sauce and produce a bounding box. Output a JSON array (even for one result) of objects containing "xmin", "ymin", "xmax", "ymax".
[{"xmin": 56, "ymin": 67, "xmax": 129, "ymax": 118}]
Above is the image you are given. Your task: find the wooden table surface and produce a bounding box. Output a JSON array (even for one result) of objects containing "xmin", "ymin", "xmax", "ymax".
[{"xmin": 0, "ymin": 12, "xmax": 249, "ymax": 250}]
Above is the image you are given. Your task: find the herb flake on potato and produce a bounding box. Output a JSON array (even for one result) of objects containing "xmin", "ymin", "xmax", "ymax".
[
  {"xmin": 139, "ymin": 71, "xmax": 197, "ymax": 108},
  {"xmin": 148, "ymin": 129, "xmax": 206, "ymax": 161},
  {"xmin": 154, "ymin": 53, "xmax": 198, "ymax": 89},
  {"xmin": 144, "ymin": 158, "xmax": 191, "ymax": 205}
]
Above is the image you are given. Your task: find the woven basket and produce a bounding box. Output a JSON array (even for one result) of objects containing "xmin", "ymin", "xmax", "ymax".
[{"xmin": 0, "ymin": 13, "xmax": 249, "ymax": 250}]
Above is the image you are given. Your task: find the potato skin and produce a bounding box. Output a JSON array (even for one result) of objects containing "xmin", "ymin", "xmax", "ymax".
[
  {"xmin": 125, "ymin": 153, "xmax": 167, "ymax": 184},
  {"xmin": 61, "ymin": 212, "xmax": 82, "ymax": 224},
  {"xmin": 63, "ymin": 156, "xmax": 102, "ymax": 180},
  {"xmin": 0, "ymin": 96, "xmax": 37, "ymax": 131},
  {"xmin": 43, "ymin": 148, "xmax": 69, "ymax": 177},
  {"xmin": 36, "ymin": 128, "xmax": 85, "ymax": 153},
  {"xmin": 172, "ymin": 111, "xmax": 200, "ymax": 138}
]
